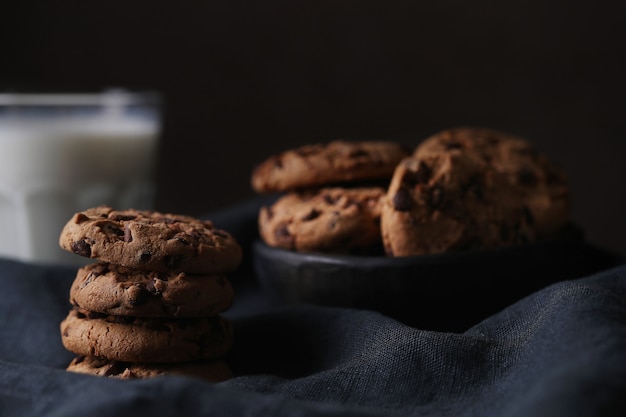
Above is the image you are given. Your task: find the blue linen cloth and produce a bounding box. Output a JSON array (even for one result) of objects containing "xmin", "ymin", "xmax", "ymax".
[{"xmin": 1, "ymin": 198, "xmax": 625, "ymax": 417}]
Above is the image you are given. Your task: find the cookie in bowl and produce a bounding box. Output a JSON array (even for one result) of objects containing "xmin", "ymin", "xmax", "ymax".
[
  {"xmin": 381, "ymin": 127, "xmax": 570, "ymax": 256},
  {"xmin": 258, "ymin": 187, "xmax": 385, "ymax": 254},
  {"xmin": 251, "ymin": 139, "xmax": 410, "ymax": 193},
  {"xmin": 250, "ymin": 129, "xmax": 597, "ymax": 331},
  {"xmin": 413, "ymin": 126, "xmax": 570, "ymax": 239}
]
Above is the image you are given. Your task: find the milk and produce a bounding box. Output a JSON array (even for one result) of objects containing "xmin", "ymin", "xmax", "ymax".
[{"xmin": 0, "ymin": 91, "xmax": 160, "ymax": 264}]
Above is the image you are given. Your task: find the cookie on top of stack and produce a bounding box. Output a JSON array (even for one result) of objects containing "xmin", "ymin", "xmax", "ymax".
[
  {"xmin": 251, "ymin": 140, "xmax": 410, "ymax": 254},
  {"xmin": 58, "ymin": 206, "xmax": 242, "ymax": 381},
  {"xmin": 251, "ymin": 128, "xmax": 570, "ymax": 256}
]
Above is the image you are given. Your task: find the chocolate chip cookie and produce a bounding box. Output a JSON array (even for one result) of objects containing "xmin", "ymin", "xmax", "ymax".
[
  {"xmin": 251, "ymin": 140, "xmax": 410, "ymax": 193},
  {"xmin": 66, "ymin": 355, "xmax": 233, "ymax": 382},
  {"xmin": 59, "ymin": 206, "xmax": 242, "ymax": 274},
  {"xmin": 258, "ymin": 187, "xmax": 385, "ymax": 253},
  {"xmin": 60, "ymin": 308, "xmax": 233, "ymax": 363},
  {"xmin": 69, "ymin": 262, "xmax": 234, "ymax": 318},
  {"xmin": 381, "ymin": 127, "xmax": 568, "ymax": 256},
  {"xmin": 414, "ymin": 127, "xmax": 570, "ymax": 238}
]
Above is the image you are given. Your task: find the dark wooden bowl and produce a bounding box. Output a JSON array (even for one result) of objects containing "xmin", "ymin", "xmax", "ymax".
[{"xmin": 253, "ymin": 224, "xmax": 619, "ymax": 331}]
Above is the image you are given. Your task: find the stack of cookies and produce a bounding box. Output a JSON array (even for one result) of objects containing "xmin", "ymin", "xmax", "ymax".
[
  {"xmin": 58, "ymin": 206, "xmax": 242, "ymax": 381},
  {"xmin": 251, "ymin": 128, "xmax": 570, "ymax": 256},
  {"xmin": 251, "ymin": 140, "xmax": 410, "ymax": 254}
]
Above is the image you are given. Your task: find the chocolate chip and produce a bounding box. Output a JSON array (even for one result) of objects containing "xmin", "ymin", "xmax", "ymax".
[
  {"xmin": 71, "ymin": 240, "xmax": 92, "ymax": 257},
  {"xmin": 301, "ymin": 209, "xmax": 321, "ymax": 221},
  {"xmin": 129, "ymin": 293, "xmax": 148, "ymax": 306},
  {"xmin": 322, "ymin": 194, "xmax": 339, "ymax": 205},
  {"xmin": 163, "ymin": 255, "xmax": 183, "ymax": 269},
  {"xmin": 518, "ymin": 167, "xmax": 537, "ymax": 186},
  {"xmin": 275, "ymin": 225, "xmax": 291, "ymax": 239},
  {"xmin": 129, "ymin": 284, "xmax": 150, "ymax": 306},
  {"xmin": 402, "ymin": 161, "xmax": 432, "ymax": 186},
  {"xmin": 445, "ymin": 141, "xmax": 463, "ymax": 150},
  {"xmin": 463, "ymin": 176, "xmax": 484, "ymax": 201},
  {"xmin": 139, "ymin": 252, "xmax": 153, "ymax": 262},
  {"xmin": 189, "ymin": 230, "xmax": 205, "ymax": 242},
  {"xmin": 109, "ymin": 213, "xmax": 137, "ymax": 221},
  {"xmin": 274, "ymin": 224, "xmax": 295, "ymax": 248},
  {"xmin": 81, "ymin": 272, "xmax": 98, "ymax": 288},
  {"xmin": 124, "ymin": 224, "xmax": 133, "ymax": 243},
  {"xmin": 74, "ymin": 213, "xmax": 89, "ymax": 223},
  {"xmin": 348, "ymin": 148, "xmax": 369, "ymax": 158},
  {"xmin": 328, "ymin": 211, "xmax": 340, "ymax": 230},
  {"xmin": 392, "ymin": 187, "xmax": 412, "ymax": 211},
  {"xmin": 427, "ymin": 185, "xmax": 444, "ymax": 209},
  {"xmin": 145, "ymin": 279, "xmax": 160, "ymax": 295},
  {"xmin": 99, "ymin": 222, "xmax": 124, "ymax": 238},
  {"xmin": 104, "ymin": 362, "xmax": 126, "ymax": 376}
]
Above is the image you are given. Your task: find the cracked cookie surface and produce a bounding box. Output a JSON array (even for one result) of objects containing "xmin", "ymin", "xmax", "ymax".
[
  {"xmin": 69, "ymin": 262, "xmax": 234, "ymax": 318},
  {"xmin": 251, "ymin": 140, "xmax": 409, "ymax": 193},
  {"xmin": 381, "ymin": 127, "xmax": 570, "ymax": 256},
  {"xmin": 258, "ymin": 187, "xmax": 385, "ymax": 253},
  {"xmin": 59, "ymin": 206, "xmax": 242, "ymax": 274},
  {"xmin": 60, "ymin": 308, "xmax": 233, "ymax": 363}
]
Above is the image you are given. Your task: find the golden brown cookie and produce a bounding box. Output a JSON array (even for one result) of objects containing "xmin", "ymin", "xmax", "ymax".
[
  {"xmin": 66, "ymin": 355, "xmax": 233, "ymax": 382},
  {"xmin": 60, "ymin": 308, "xmax": 233, "ymax": 363},
  {"xmin": 59, "ymin": 206, "xmax": 242, "ymax": 274},
  {"xmin": 381, "ymin": 127, "xmax": 569, "ymax": 256},
  {"xmin": 69, "ymin": 262, "xmax": 234, "ymax": 318},
  {"xmin": 258, "ymin": 187, "xmax": 385, "ymax": 253},
  {"xmin": 251, "ymin": 140, "xmax": 410, "ymax": 193}
]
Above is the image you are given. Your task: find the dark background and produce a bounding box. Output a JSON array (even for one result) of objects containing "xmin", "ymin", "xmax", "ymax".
[{"xmin": 2, "ymin": 1, "xmax": 625, "ymax": 254}]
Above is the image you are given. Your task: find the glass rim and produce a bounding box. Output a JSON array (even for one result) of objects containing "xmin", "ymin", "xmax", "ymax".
[{"xmin": 0, "ymin": 89, "xmax": 161, "ymax": 107}]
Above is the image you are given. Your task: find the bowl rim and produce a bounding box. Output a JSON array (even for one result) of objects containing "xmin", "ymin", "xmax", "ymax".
[{"xmin": 252, "ymin": 222, "xmax": 585, "ymax": 268}]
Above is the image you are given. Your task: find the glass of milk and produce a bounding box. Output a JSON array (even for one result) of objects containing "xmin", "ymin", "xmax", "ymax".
[{"xmin": 0, "ymin": 89, "xmax": 161, "ymax": 265}]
